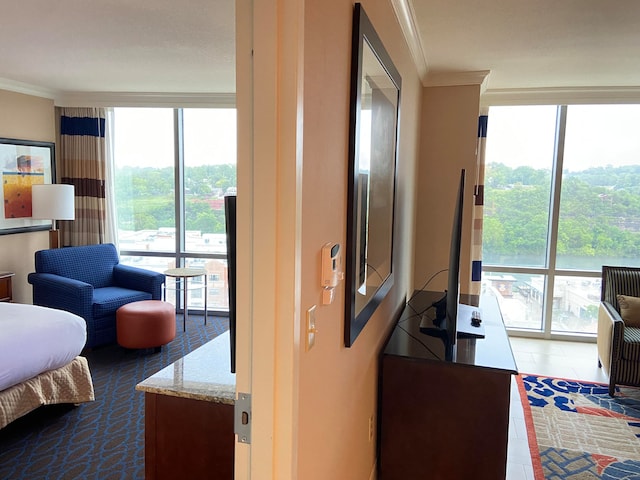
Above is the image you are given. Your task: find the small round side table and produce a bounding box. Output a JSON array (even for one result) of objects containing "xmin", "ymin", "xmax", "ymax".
[{"xmin": 163, "ymin": 267, "xmax": 207, "ymax": 331}]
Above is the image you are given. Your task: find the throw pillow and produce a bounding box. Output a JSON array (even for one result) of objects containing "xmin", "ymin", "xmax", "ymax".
[{"xmin": 617, "ymin": 294, "xmax": 640, "ymax": 328}]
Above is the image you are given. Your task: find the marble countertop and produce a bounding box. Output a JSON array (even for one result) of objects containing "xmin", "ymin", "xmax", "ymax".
[{"xmin": 136, "ymin": 331, "xmax": 236, "ymax": 405}]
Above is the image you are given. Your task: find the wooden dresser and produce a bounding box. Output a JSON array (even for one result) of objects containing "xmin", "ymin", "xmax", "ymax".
[
  {"xmin": 378, "ymin": 291, "xmax": 518, "ymax": 480},
  {"xmin": 137, "ymin": 331, "xmax": 236, "ymax": 479},
  {"xmin": 0, "ymin": 272, "xmax": 14, "ymax": 302}
]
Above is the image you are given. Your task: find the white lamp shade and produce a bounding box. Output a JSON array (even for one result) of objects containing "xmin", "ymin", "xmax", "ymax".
[{"xmin": 32, "ymin": 184, "xmax": 75, "ymax": 221}]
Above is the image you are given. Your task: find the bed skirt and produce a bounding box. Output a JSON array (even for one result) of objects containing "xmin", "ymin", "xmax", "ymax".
[{"xmin": 0, "ymin": 356, "xmax": 95, "ymax": 429}]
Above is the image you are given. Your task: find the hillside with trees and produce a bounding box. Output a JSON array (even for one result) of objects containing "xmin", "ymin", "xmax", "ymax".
[
  {"xmin": 483, "ymin": 163, "xmax": 640, "ymax": 267},
  {"xmin": 115, "ymin": 161, "xmax": 640, "ymax": 268},
  {"xmin": 114, "ymin": 164, "xmax": 237, "ymax": 234}
]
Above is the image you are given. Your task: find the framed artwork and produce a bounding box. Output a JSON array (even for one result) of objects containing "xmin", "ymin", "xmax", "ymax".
[
  {"xmin": 344, "ymin": 3, "xmax": 401, "ymax": 346},
  {"xmin": 0, "ymin": 137, "xmax": 55, "ymax": 235}
]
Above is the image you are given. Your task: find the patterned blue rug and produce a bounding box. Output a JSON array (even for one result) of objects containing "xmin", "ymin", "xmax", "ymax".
[
  {"xmin": 518, "ymin": 374, "xmax": 640, "ymax": 480},
  {"xmin": 0, "ymin": 314, "xmax": 228, "ymax": 480}
]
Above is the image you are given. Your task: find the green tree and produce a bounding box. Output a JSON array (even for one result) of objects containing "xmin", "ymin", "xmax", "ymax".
[
  {"xmin": 483, "ymin": 162, "xmax": 640, "ymax": 264},
  {"xmin": 115, "ymin": 163, "xmax": 236, "ymax": 234}
]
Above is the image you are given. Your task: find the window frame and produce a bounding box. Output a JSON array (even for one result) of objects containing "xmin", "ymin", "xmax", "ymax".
[
  {"xmin": 483, "ymin": 104, "xmax": 613, "ymax": 340},
  {"xmin": 114, "ymin": 106, "xmax": 236, "ymax": 316}
]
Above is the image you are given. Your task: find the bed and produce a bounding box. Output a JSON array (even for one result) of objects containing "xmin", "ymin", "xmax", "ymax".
[{"xmin": 0, "ymin": 302, "xmax": 95, "ymax": 429}]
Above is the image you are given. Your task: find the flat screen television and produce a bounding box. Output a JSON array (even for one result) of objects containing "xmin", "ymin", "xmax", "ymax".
[
  {"xmin": 224, "ymin": 194, "xmax": 237, "ymax": 374},
  {"xmin": 419, "ymin": 169, "xmax": 467, "ymax": 361}
]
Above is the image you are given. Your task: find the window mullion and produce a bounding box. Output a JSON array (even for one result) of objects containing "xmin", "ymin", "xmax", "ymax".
[
  {"xmin": 543, "ymin": 105, "xmax": 567, "ymax": 336},
  {"xmin": 175, "ymin": 109, "xmax": 186, "ymax": 261}
]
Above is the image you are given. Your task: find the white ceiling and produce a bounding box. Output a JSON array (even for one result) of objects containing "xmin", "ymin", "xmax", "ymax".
[
  {"xmin": 410, "ymin": 0, "xmax": 640, "ymax": 91},
  {"xmin": 1, "ymin": 0, "xmax": 639, "ymax": 100},
  {"xmin": 0, "ymin": 0, "xmax": 236, "ymax": 97}
]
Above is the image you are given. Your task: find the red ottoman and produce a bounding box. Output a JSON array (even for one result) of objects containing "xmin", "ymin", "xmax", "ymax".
[{"xmin": 116, "ymin": 300, "xmax": 176, "ymax": 352}]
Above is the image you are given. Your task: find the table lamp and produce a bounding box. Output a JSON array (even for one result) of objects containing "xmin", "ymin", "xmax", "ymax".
[{"xmin": 32, "ymin": 184, "xmax": 75, "ymax": 249}]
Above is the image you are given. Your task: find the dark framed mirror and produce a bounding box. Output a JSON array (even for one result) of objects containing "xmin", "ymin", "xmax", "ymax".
[{"xmin": 345, "ymin": 3, "xmax": 401, "ymax": 347}]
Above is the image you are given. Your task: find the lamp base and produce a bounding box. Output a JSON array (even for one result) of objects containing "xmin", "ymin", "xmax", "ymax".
[{"xmin": 49, "ymin": 229, "xmax": 61, "ymax": 249}]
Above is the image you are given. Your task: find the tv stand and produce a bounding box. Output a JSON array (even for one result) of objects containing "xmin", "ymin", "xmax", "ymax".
[
  {"xmin": 418, "ymin": 323, "xmax": 449, "ymax": 341},
  {"xmin": 431, "ymin": 291, "xmax": 447, "ymax": 323},
  {"xmin": 378, "ymin": 291, "xmax": 517, "ymax": 480}
]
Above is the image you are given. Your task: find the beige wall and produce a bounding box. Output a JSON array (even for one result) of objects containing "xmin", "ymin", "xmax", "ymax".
[
  {"xmin": 0, "ymin": 90, "xmax": 55, "ymax": 303},
  {"xmin": 414, "ymin": 85, "xmax": 481, "ymax": 296},
  {"xmin": 297, "ymin": 0, "xmax": 422, "ymax": 478}
]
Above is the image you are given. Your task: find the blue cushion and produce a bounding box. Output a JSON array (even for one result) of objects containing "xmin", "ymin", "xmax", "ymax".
[
  {"xmin": 35, "ymin": 243, "xmax": 119, "ymax": 288},
  {"xmin": 92, "ymin": 287, "xmax": 152, "ymax": 318}
]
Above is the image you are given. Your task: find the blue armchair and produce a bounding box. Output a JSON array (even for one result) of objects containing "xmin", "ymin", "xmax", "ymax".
[{"xmin": 28, "ymin": 243, "xmax": 165, "ymax": 348}]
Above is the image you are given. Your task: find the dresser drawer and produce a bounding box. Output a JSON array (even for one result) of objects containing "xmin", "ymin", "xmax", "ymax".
[{"xmin": 0, "ymin": 272, "xmax": 14, "ymax": 302}]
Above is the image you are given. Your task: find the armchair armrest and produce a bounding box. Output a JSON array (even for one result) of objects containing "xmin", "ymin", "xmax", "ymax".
[
  {"xmin": 113, "ymin": 264, "xmax": 165, "ymax": 299},
  {"xmin": 598, "ymin": 301, "xmax": 625, "ymax": 375},
  {"xmin": 27, "ymin": 272, "xmax": 94, "ymax": 319}
]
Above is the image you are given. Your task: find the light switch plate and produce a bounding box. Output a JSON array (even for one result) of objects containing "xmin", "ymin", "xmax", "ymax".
[{"xmin": 306, "ymin": 305, "xmax": 317, "ymax": 351}]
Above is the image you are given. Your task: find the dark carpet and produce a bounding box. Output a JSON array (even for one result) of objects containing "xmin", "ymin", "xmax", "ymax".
[{"xmin": 0, "ymin": 314, "xmax": 228, "ymax": 480}]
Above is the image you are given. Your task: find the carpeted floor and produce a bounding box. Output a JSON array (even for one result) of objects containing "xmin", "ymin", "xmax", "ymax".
[
  {"xmin": 518, "ymin": 374, "xmax": 640, "ymax": 480},
  {"xmin": 0, "ymin": 314, "xmax": 228, "ymax": 480}
]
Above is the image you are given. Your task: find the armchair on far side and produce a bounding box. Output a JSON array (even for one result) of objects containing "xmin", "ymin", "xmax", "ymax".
[
  {"xmin": 28, "ymin": 243, "xmax": 165, "ymax": 348},
  {"xmin": 598, "ymin": 265, "xmax": 640, "ymax": 396}
]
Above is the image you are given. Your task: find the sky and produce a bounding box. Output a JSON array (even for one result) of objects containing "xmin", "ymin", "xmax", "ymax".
[
  {"xmin": 112, "ymin": 108, "xmax": 237, "ymax": 169},
  {"xmin": 485, "ymin": 104, "xmax": 640, "ymax": 172},
  {"xmin": 112, "ymin": 104, "xmax": 640, "ymax": 173}
]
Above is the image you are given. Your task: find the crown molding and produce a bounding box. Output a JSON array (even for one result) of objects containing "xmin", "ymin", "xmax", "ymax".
[
  {"xmin": 391, "ymin": 0, "xmax": 428, "ymax": 85},
  {"xmin": 0, "ymin": 78, "xmax": 235, "ymax": 107},
  {"xmin": 0, "ymin": 77, "xmax": 59, "ymax": 99},
  {"xmin": 54, "ymin": 91, "xmax": 236, "ymax": 108},
  {"xmin": 424, "ymin": 70, "xmax": 491, "ymax": 91},
  {"xmin": 481, "ymin": 86, "xmax": 640, "ymax": 107}
]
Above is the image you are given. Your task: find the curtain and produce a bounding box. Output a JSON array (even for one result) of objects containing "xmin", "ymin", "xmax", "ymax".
[
  {"xmin": 104, "ymin": 109, "xmax": 118, "ymax": 247},
  {"xmin": 57, "ymin": 107, "xmax": 108, "ymax": 246},
  {"xmin": 470, "ymin": 110, "xmax": 488, "ymax": 299}
]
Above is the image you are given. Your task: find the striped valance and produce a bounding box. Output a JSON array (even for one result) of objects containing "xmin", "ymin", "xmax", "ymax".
[
  {"xmin": 60, "ymin": 116, "xmax": 105, "ymax": 137},
  {"xmin": 60, "ymin": 177, "xmax": 105, "ymax": 199}
]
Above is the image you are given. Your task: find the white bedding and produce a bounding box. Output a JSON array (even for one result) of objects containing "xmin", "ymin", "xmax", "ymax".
[{"xmin": 0, "ymin": 303, "xmax": 86, "ymax": 392}]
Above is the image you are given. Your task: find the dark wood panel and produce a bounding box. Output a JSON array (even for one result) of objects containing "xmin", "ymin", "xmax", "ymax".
[
  {"xmin": 145, "ymin": 393, "xmax": 234, "ymax": 480},
  {"xmin": 0, "ymin": 272, "xmax": 13, "ymax": 302},
  {"xmin": 379, "ymin": 356, "xmax": 511, "ymax": 479},
  {"xmin": 144, "ymin": 394, "xmax": 158, "ymax": 479}
]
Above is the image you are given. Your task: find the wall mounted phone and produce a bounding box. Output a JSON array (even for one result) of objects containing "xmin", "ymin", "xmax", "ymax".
[{"xmin": 321, "ymin": 242, "xmax": 343, "ymax": 304}]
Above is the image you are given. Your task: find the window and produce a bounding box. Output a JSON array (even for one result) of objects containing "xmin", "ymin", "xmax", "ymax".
[
  {"xmin": 113, "ymin": 107, "xmax": 236, "ymax": 314},
  {"xmin": 483, "ymin": 104, "xmax": 640, "ymax": 337}
]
